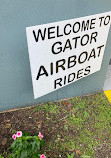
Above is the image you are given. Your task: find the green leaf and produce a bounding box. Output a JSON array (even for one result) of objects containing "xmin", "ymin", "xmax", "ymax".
[
  {"xmin": 40, "ymin": 138, "xmax": 44, "ymax": 147},
  {"xmin": 67, "ymin": 152, "xmax": 75, "ymax": 158},
  {"xmin": 81, "ymin": 154, "xmax": 91, "ymax": 158},
  {"xmin": 11, "ymin": 140, "xmax": 17, "ymax": 149},
  {"xmin": 32, "ymin": 141, "xmax": 36, "ymax": 150},
  {"xmin": 67, "ymin": 153, "xmax": 70, "ymax": 158},
  {"xmin": 36, "ymin": 141, "xmax": 40, "ymax": 151},
  {"xmin": 9, "ymin": 153, "xmax": 16, "ymax": 158},
  {"xmin": 25, "ymin": 136, "xmax": 33, "ymax": 140},
  {"xmin": 27, "ymin": 147, "xmax": 32, "ymax": 156},
  {"xmin": 20, "ymin": 150, "xmax": 27, "ymax": 158},
  {"xmin": 17, "ymin": 142, "xmax": 23, "ymax": 151}
]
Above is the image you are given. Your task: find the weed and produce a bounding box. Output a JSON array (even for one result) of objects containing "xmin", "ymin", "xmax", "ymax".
[{"xmin": 67, "ymin": 152, "xmax": 75, "ymax": 158}]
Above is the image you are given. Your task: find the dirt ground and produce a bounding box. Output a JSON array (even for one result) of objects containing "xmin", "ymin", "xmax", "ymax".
[{"xmin": 0, "ymin": 92, "xmax": 111, "ymax": 158}]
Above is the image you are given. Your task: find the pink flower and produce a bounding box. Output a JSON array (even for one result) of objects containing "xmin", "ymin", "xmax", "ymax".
[
  {"xmin": 16, "ymin": 131, "xmax": 22, "ymax": 138},
  {"xmin": 98, "ymin": 138, "xmax": 100, "ymax": 140},
  {"xmin": 40, "ymin": 154, "xmax": 46, "ymax": 158},
  {"xmin": 38, "ymin": 132, "xmax": 43, "ymax": 140},
  {"xmin": 12, "ymin": 134, "xmax": 17, "ymax": 140}
]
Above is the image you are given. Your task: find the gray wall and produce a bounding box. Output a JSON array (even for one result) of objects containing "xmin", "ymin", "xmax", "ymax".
[{"xmin": 0, "ymin": 0, "xmax": 111, "ymax": 112}]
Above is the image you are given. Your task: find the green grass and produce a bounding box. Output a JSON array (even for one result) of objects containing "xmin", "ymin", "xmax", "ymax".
[
  {"xmin": 36, "ymin": 92, "xmax": 111, "ymax": 157},
  {"xmin": 34, "ymin": 102, "xmax": 61, "ymax": 114}
]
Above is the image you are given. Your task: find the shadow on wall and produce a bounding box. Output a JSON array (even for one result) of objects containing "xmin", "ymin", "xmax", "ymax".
[{"xmin": 109, "ymin": 59, "xmax": 111, "ymax": 65}]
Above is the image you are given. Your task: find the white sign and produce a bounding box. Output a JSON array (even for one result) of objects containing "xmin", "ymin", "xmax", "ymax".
[{"xmin": 26, "ymin": 12, "xmax": 111, "ymax": 99}]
